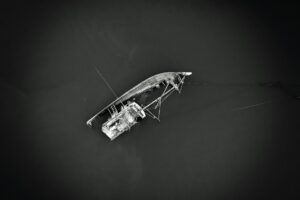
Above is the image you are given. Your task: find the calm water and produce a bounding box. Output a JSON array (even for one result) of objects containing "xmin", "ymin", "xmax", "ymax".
[{"xmin": 2, "ymin": 2, "xmax": 299, "ymax": 199}]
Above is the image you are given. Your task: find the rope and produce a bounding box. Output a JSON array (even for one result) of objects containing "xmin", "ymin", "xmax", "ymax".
[{"xmin": 93, "ymin": 66, "xmax": 125, "ymax": 108}]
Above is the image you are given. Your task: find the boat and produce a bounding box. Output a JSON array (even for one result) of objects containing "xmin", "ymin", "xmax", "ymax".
[{"xmin": 87, "ymin": 72, "xmax": 192, "ymax": 140}]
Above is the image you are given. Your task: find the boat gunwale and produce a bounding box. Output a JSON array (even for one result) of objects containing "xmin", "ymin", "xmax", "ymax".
[{"xmin": 87, "ymin": 72, "xmax": 179, "ymax": 124}]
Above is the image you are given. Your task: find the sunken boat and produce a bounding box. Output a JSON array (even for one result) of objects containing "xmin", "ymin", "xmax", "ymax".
[{"xmin": 87, "ymin": 72, "xmax": 192, "ymax": 140}]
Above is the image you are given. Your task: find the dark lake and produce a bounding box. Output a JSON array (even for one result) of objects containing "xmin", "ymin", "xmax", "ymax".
[{"xmin": 1, "ymin": 1, "xmax": 299, "ymax": 199}]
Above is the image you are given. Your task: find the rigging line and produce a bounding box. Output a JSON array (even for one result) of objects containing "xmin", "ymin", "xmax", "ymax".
[
  {"xmin": 232, "ymin": 100, "xmax": 272, "ymax": 111},
  {"xmin": 185, "ymin": 81, "xmax": 300, "ymax": 100},
  {"xmin": 93, "ymin": 66, "xmax": 119, "ymax": 99},
  {"xmin": 184, "ymin": 82, "xmax": 258, "ymax": 87},
  {"xmin": 93, "ymin": 66, "xmax": 125, "ymax": 108},
  {"xmin": 185, "ymin": 81, "xmax": 300, "ymax": 87}
]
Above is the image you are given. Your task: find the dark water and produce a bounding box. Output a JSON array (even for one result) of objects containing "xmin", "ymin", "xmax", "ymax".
[{"xmin": 1, "ymin": 1, "xmax": 300, "ymax": 199}]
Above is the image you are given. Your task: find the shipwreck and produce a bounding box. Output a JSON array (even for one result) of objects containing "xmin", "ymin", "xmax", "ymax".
[{"xmin": 87, "ymin": 72, "xmax": 192, "ymax": 140}]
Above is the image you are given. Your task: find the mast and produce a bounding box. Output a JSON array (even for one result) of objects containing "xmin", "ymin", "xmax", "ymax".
[{"xmin": 94, "ymin": 66, "xmax": 125, "ymax": 109}]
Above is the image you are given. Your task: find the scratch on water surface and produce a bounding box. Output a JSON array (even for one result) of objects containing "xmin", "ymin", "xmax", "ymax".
[{"xmin": 233, "ymin": 100, "xmax": 271, "ymax": 111}]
